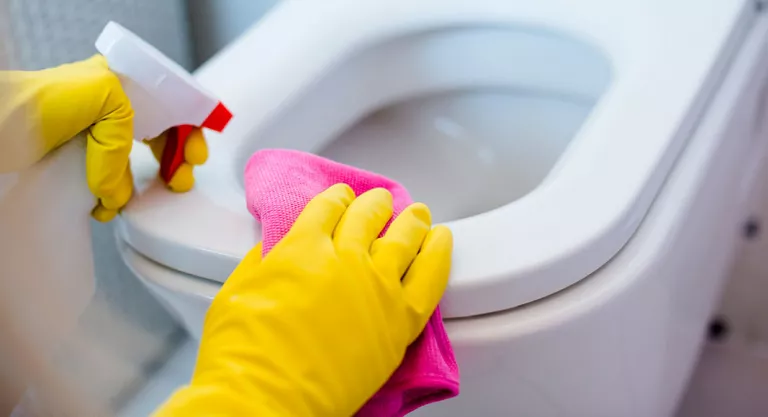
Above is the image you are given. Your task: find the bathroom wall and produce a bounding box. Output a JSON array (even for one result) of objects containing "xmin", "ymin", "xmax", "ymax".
[
  {"xmin": 675, "ymin": 80, "xmax": 768, "ymax": 416},
  {"xmin": 186, "ymin": 0, "xmax": 280, "ymax": 66},
  {"xmin": 712, "ymin": 152, "xmax": 768, "ymax": 348},
  {"xmin": 8, "ymin": 0, "xmax": 194, "ymax": 70},
  {"xmin": 675, "ymin": 148, "xmax": 768, "ymax": 417}
]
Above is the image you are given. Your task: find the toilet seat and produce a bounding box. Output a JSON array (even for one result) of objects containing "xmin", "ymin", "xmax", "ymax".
[{"xmin": 118, "ymin": 0, "xmax": 754, "ymax": 318}]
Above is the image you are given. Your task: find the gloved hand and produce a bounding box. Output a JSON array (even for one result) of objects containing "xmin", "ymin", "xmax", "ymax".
[
  {"xmin": 154, "ymin": 184, "xmax": 454, "ymax": 416},
  {"xmin": 0, "ymin": 55, "xmax": 209, "ymax": 221},
  {"xmin": 145, "ymin": 127, "xmax": 208, "ymax": 193}
]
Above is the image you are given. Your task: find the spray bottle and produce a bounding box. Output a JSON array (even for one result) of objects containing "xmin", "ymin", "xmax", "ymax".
[{"xmin": 95, "ymin": 21, "xmax": 233, "ymax": 182}]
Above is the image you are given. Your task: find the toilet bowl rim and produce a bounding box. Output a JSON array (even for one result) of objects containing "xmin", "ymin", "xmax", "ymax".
[{"xmin": 119, "ymin": 0, "xmax": 752, "ymax": 317}]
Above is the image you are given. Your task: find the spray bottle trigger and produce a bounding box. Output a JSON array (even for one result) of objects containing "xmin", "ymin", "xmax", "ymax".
[{"xmin": 159, "ymin": 124, "xmax": 195, "ymax": 184}]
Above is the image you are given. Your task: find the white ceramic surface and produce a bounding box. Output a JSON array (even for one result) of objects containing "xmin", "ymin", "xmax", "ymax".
[{"xmin": 321, "ymin": 91, "xmax": 591, "ymax": 223}]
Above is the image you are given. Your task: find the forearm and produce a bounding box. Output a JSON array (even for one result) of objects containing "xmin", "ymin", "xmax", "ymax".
[{"xmin": 0, "ymin": 70, "xmax": 45, "ymax": 173}]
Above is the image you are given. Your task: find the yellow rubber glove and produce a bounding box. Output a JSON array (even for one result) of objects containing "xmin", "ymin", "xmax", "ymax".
[
  {"xmin": 0, "ymin": 55, "xmax": 133, "ymax": 221},
  {"xmin": 154, "ymin": 184, "xmax": 454, "ymax": 417},
  {"xmin": 0, "ymin": 55, "xmax": 209, "ymax": 220},
  {"xmin": 145, "ymin": 127, "xmax": 208, "ymax": 192}
]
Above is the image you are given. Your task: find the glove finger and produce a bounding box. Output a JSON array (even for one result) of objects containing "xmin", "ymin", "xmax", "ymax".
[
  {"xmin": 90, "ymin": 165, "xmax": 131, "ymax": 222},
  {"xmin": 166, "ymin": 163, "xmax": 195, "ymax": 193},
  {"xmin": 292, "ymin": 183, "xmax": 356, "ymax": 236},
  {"xmin": 91, "ymin": 205, "xmax": 118, "ymax": 223},
  {"xmin": 370, "ymin": 202, "xmax": 432, "ymax": 281},
  {"xmin": 84, "ymin": 89, "xmax": 134, "ymax": 206},
  {"xmin": 184, "ymin": 128, "xmax": 208, "ymax": 166},
  {"xmin": 333, "ymin": 188, "xmax": 393, "ymax": 251},
  {"xmin": 145, "ymin": 129, "xmax": 202, "ymax": 192},
  {"xmin": 98, "ymin": 164, "xmax": 133, "ymax": 210},
  {"xmin": 402, "ymin": 225, "xmax": 453, "ymax": 342}
]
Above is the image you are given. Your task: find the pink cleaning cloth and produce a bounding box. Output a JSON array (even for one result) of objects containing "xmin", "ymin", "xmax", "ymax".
[{"xmin": 244, "ymin": 149, "xmax": 459, "ymax": 416}]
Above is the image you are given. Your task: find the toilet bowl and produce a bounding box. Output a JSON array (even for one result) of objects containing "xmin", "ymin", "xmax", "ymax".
[{"xmin": 116, "ymin": 0, "xmax": 768, "ymax": 415}]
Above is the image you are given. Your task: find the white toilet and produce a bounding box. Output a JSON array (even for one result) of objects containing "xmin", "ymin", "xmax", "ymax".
[{"xmin": 116, "ymin": 0, "xmax": 768, "ymax": 415}]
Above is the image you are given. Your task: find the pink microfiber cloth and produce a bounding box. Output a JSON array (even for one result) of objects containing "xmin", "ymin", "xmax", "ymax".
[{"xmin": 244, "ymin": 149, "xmax": 459, "ymax": 416}]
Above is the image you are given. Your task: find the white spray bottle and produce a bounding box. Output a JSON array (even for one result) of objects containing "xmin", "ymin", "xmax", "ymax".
[{"xmin": 95, "ymin": 21, "xmax": 232, "ymax": 182}]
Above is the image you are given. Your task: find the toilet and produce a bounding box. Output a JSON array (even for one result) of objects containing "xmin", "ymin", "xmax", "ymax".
[{"xmin": 116, "ymin": 0, "xmax": 768, "ymax": 415}]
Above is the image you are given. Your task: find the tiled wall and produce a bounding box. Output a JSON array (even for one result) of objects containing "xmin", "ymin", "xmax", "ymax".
[
  {"xmin": 8, "ymin": 0, "xmax": 194, "ymax": 70},
  {"xmin": 716, "ymin": 148, "xmax": 768, "ymax": 348},
  {"xmin": 674, "ymin": 131, "xmax": 768, "ymax": 417}
]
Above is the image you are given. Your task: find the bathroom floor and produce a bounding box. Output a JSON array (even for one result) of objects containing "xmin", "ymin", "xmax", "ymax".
[
  {"xmin": 118, "ymin": 340, "xmax": 196, "ymax": 417},
  {"xmin": 676, "ymin": 342, "xmax": 768, "ymax": 417},
  {"xmin": 119, "ymin": 339, "xmax": 768, "ymax": 417}
]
